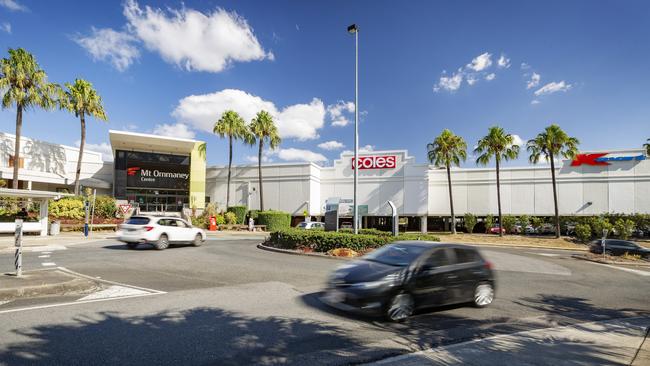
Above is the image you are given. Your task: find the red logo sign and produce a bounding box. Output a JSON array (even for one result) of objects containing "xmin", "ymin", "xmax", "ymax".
[
  {"xmin": 352, "ymin": 155, "xmax": 397, "ymax": 170},
  {"xmin": 571, "ymin": 153, "xmax": 609, "ymax": 166},
  {"xmin": 126, "ymin": 167, "xmax": 140, "ymax": 176}
]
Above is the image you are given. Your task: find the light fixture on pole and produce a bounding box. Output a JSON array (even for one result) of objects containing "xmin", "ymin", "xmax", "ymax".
[{"xmin": 348, "ymin": 23, "xmax": 359, "ymax": 234}]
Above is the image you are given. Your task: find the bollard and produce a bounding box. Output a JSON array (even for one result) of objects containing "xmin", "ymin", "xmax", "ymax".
[{"xmin": 15, "ymin": 219, "xmax": 23, "ymax": 277}]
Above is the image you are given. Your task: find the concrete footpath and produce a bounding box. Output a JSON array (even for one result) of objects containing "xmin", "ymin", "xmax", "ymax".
[
  {"xmin": 0, "ymin": 233, "xmax": 111, "ymax": 253},
  {"xmin": 369, "ymin": 317, "xmax": 650, "ymax": 366},
  {"xmin": 0, "ymin": 268, "xmax": 100, "ymax": 301}
]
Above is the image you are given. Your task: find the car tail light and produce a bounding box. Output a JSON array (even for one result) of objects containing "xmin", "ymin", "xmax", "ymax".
[
  {"xmin": 484, "ymin": 261, "xmax": 493, "ymax": 270},
  {"xmin": 143, "ymin": 226, "xmax": 154, "ymax": 232}
]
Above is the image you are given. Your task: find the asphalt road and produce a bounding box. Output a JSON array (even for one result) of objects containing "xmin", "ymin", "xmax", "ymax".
[{"xmin": 0, "ymin": 238, "xmax": 648, "ymax": 365}]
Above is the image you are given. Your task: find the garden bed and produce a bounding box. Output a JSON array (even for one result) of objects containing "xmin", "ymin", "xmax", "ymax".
[
  {"xmin": 265, "ymin": 228, "xmax": 440, "ymax": 256},
  {"xmin": 435, "ymin": 232, "xmax": 587, "ymax": 250},
  {"xmin": 572, "ymin": 252, "xmax": 650, "ymax": 266}
]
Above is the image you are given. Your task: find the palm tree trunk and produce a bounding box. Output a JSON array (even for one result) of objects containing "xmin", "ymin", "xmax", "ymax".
[
  {"xmin": 446, "ymin": 163, "xmax": 456, "ymax": 234},
  {"xmin": 226, "ymin": 134, "xmax": 233, "ymax": 208},
  {"xmin": 258, "ymin": 139, "xmax": 264, "ymax": 211},
  {"xmin": 496, "ymin": 158, "xmax": 503, "ymax": 237},
  {"xmin": 12, "ymin": 105, "xmax": 23, "ymax": 189},
  {"xmin": 550, "ymin": 152, "xmax": 560, "ymax": 238},
  {"xmin": 74, "ymin": 112, "xmax": 85, "ymax": 195}
]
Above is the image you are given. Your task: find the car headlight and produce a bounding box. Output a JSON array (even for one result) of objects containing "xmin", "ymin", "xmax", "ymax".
[{"xmin": 351, "ymin": 273, "xmax": 401, "ymax": 290}]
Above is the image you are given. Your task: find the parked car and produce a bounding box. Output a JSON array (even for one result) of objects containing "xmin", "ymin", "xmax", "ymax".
[
  {"xmin": 489, "ymin": 225, "xmax": 505, "ymax": 234},
  {"xmin": 297, "ymin": 221, "xmax": 325, "ymax": 230},
  {"xmin": 510, "ymin": 225, "xmax": 523, "ymax": 234},
  {"xmin": 588, "ymin": 239, "xmax": 650, "ymax": 258},
  {"xmin": 524, "ymin": 225, "xmax": 537, "ymax": 235},
  {"xmin": 321, "ymin": 242, "xmax": 496, "ymax": 321},
  {"xmin": 117, "ymin": 216, "xmax": 206, "ymax": 250},
  {"xmin": 340, "ymin": 222, "xmax": 353, "ymax": 229},
  {"xmin": 632, "ymin": 228, "xmax": 649, "ymax": 238},
  {"xmin": 540, "ymin": 223, "xmax": 557, "ymax": 235}
]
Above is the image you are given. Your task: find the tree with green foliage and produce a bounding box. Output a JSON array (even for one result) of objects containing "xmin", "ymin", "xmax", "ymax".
[
  {"xmin": 464, "ymin": 213, "xmax": 477, "ymax": 234},
  {"xmin": 614, "ymin": 218, "xmax": 635, "ymax": 240},
  {"xmin": 502, "ymin": 215, "xmax": 517, "ymax": 234},
  {"xmin": 475, "ymin": 126, "xmax": 520, "ymax": 237},
  {"xmin": 644, "ymin": 138, "xmax": 650, "ymax": 156},
  {"xmin": 249, "ymin": 110, "xmax": 281, "ymax": 211},
  {"xmin": 575, "ymin": 224, "xmax": 592, "ymax": 243},
  {"xmin": 484, "ymin": 214, "xmax": 494, "ymax": 233},
  {"xmin": 530, "ymin": 216, "xmax": 543, "ymax": 233},
  {"xmin": 427, "ymin": 129, "xmax": 467, "ymax": 234},
  {"xmin": 518, "ymin": 215, "xmax": 530, "ymax": 228},
  {"xmin": 1, "ymin": 48, "xmax": 60, "ymax": 189},
  {"xmin": 213, "ymin": 110, "xmax": 254, "ymax": 207},
  {"xmin": 527, "ymin": 124, "xmax": 579, "ymax": 238},
  {"xmin": 61, "ymin": 79, "xmax": 107, "ymax": 195}
]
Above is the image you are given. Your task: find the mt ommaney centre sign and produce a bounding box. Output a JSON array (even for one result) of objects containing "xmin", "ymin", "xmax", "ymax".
[{"xmin": 126, "ymin": 166, "xmax": 190, "ymax": 189}]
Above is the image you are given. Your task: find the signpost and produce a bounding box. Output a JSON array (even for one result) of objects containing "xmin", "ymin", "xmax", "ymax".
[
  {"xmin": 15, "ymin": 219, "xmax": 23, "ymax": 277},
  {"xmin": 387, "ymin": 201, "xmax": 398, "ymax": 237},
  {"xmin": 602, "ymin": 228, "xmax": 608, "ymax": 259},
  {"xmin": 324, "ymin": 197, "xmax": 340, "ymax": 232},
  {"xmin": 84, "ymin": 200, "xmax": 90, "ymax": 238}
]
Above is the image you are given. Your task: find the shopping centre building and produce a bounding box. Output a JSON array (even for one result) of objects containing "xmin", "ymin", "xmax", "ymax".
[{"xmin": 1, "ymin": 130, "xmax": 648, "ymax": 230}]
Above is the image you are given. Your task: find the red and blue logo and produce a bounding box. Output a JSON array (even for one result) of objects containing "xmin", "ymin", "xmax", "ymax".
[{"xmin": 571, "ymin": 153, "xmax": 646, "ymax": 166}]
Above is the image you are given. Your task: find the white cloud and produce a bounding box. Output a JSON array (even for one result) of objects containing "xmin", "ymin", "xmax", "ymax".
[
  {"xmin": 0, "ymin": 22, "xmax": 10, "ymax": 34},
  {"xmin": 152, "ymin": 123, "xmax": 196, "ymax": 139},
  {"xmin": 510, "ymin": 134, "xmax": 524, "ymax": 147},
  {"xmin": 434, "ymin": 71, "xmax": 463, "ymax": 92},
  {"xmin": 534, "ymin": 81, "xmax": 572, "ymax": 96},
  {"xmin": 318, "ymin": 140, "xmax": 345, "ymax": 150},
  {"xmin": 0, "ymin": 0, "xmax": 27, "ymax": 11},
  {"xmin": 531, "ymin": 99, "xmax": 541, "ymax": 105},
  {"xmin": 76, "ymin": 141, "xmax": 113, "ymax": 162},
  {"xmin": 172, "ymin": 89, "xmax": 325, "ymax": 141},
  {"xmin": 245, "ymin": 154, "xmax": 272, "ymax": 163},
  {"xmin": 467, "ymin": 52, "xmax": 492, "ymax": 72},
  {"xmin": 123, "ymin": 0, "xmax": 272, "ymax": 73},
  {"xmin": 521, "ymin": 62, "xmax": 531, "ymax": 70},
  {"xmin": 466, "ymin": 75, "xmax": 478, "ymax": 86},
  {"xmin": 327, "ymin": 100, "xmax": 355, "ymax": 127},
  {"xmin": 497, "ymin": 54, "xmax": 510, "ymax": 68},
  {"xmin": 74, "ymin": 27, "xmax": 140, "ymax": 72},
  {"xmin": 268, "ymin": 148, "xmax": 326, "ymax": 163},
  {"xmin": 526, "ymin": 72, "xmax": 541, "ymax": 89},
  {"xmin": 485, "ymin": 73, "xmax": 496, "ymax": 81},
  {"xmin": 342, "ymin": 144, "xmax": 374, "ymax": 155}
]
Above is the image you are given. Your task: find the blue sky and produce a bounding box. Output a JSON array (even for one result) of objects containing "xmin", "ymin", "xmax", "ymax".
[{"xmin": 1, "ymin": 0, "xmax": 649, "ymax": 167}]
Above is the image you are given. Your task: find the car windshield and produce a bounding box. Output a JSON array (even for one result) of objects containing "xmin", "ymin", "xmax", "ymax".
[
  {"xmin": 363, "ymin": 244, "xmax": 429, "ymax": 267},
  {"xmin": 126, "ymin": 217, "xmax": 150, "ymax": 225},
  {"xmin": 298, "ymin": 222, "xmax": 308, "ymax": 228}
]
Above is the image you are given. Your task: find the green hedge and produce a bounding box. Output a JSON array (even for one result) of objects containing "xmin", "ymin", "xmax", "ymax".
[
  {"xmin": 257, "ymin": 211, "xmax": 291, "ymax": 231},
  {"xmin": 49, "ymin": 196, "xmax": 85, "ymax": 220},
  {"xmin": 227, "ymin": 206, "xmax": 248, "ymax": 224},
  {"xmin": 268, "ymin": 228, "xmax": 439, "ymax": 252},
  {"xmin": 93, "ymin": 195, "xmax": 116, "ymax": 218}
]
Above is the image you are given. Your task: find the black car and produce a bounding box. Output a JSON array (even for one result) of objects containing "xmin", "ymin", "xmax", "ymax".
[
  {"xmin": 321, "ymin": 241, "xmax": 495, "ymax": 321},
  {"xmin": 589, "ymin": 239, "xmax": 650, "ymax": 258}
]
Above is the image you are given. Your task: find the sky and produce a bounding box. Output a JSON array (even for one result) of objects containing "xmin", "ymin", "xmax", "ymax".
[{"xmin": 1, "ymin": 0, "xmax": 649, "ymax": 167}]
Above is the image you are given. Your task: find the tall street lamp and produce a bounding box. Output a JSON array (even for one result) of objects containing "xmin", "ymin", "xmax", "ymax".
[{"xmin": 348, "ymin": 23, "xmax": 359, "ymax": 234}]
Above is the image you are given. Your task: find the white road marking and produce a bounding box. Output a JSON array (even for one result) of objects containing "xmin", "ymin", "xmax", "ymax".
[
  {"xmin": 0, "ymin": 293, "xmax": 164, "ymax": 314},
  {"xmin": 37, "ymin": 255, "xmax": 50, "ymax": 258},
  {"xmin": 57, "ymin": 267, "xmax": 166, "ymax": 294},
  {"xmin": 40, "ymin": 251, "xmax": 52, "ymax": 254},
  {"xmin": 41, "ymin": 262, "xmax": 56, "ymax": 266},
  {"xmin": 587, "ymin": 262, "xmax": 650, "ymax": 276},
  {"xmin": 0, "ymin": 300, "xmax": 11, "ymax": 307},
  {"xmin": 25, "ymin": 245, "xmax": 66, "ymax": 252},
  {"xmin": 528, "ymin": 252, "xmax": 562, "ymax": 257},
  {"xmin": 77, "ymin": 285, "xmax": 150, "ymax": 301}
]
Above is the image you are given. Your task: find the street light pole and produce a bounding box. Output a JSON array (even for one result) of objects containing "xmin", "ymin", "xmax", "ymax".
[{"xmin": 348, "ymin": 23, "xmax": 359, "ymax": 234}]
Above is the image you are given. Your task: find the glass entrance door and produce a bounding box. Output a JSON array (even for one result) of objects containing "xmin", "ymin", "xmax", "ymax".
[{"xmin": 126, "ymin": 189, "xmax": 189, "ymax": 212}]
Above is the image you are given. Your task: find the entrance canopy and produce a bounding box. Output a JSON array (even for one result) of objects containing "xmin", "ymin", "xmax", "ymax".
[{"xmin": 109, "ymin": 130, "xmax": 198, "ymax": 155}]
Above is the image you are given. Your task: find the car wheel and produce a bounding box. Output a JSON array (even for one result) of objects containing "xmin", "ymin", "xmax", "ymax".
[
  {"xmin": 155, "ymin": 234, "xmax": 169, "ymax": 250},
  {"xmin": 126, "ymin": 242, "xmax": 138, "ymax": 249},
  {"xmin": 192, "ymin": 234, "xmax": 203, "ymax": 247},
  {"xmin": 386, "ymin": 292, "xmax": 414, "ymax": 322},
  {"xmin": 473, "ymin": 282, "xmax": 494, "ymax": 308}
]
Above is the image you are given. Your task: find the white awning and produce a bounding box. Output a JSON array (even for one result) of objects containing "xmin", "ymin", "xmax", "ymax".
[{"xmin": 0, "ymin": 188, "xmax": 73, "ymax": 199}]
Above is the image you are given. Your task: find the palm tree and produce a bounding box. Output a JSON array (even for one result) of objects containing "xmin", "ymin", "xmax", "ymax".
[
  {"xmin": 644, "ymin": 138, "xmax": 649, "ymax": 156},
  {"xmin": 527, "ymin": 124, "xmax": 579, "ymax": 238},
  {"xmin": 475, "ymin": 126, "xmax": 520, "ymax": 237},
  {"xmin": 249, "ymin": 110, "xmax": 281, "ymax": 211},
  {"xmin": 213, "ymin": 110, "xmax": 253, "ymax": 208},
  {"xmin": 62, "ymin": 79, "xmax": 107, "ymax": 195},
  {"xmin": 427, "ymin": 129, "xmax": 467, "ymax": 234},
  {"xmin": 0, "ymin": 48, "xmax": 59, "ymax": 189}
]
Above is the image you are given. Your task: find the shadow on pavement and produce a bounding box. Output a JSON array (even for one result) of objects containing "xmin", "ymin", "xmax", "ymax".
[
  {"xmin": 0, "ymin": 307, "xmax": 377, "ymax": 365},
  {"xmin": 102, "ymin": 244, "xmax": 196, "ymax": 251}
]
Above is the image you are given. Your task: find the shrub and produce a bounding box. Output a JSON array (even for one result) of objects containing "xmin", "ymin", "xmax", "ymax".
[
  {"xmin": 203, "ymin": 203, "xmax": 218, "ymax": 219},
  {"xmin": 575, "ymin": 224, "xmax": 592, "ymax": 243},
  {"xmin": 257, "ymin": 210, "xmax": 291, "ymax": 231},
  {"xmin": 224, "ymin": 211, "xmax": 238, "ymax": 225},
  {"xmin": 464, "ymin": 213, "xmax": 477, "ymax": 233},
  {"xmin": 518, "ymin": 215, "xmax": 530, "ymax": 227},
  {"xmin": 227, "ymin": 205, "xmax": 247, "ymax": 224},
  {"xmin": 191, "ymin": 215, "xmax": 208, "ymax": 229},
  {"xmin": 614, "ymin": 218, "xmax": 635, "ymax": 240},
  {"xmin": 49, "ymin": 196, "xmax": 84, "ymax": 220},
  {"xmin": 530, "ymin": 217, "xmax": 543, "ymax": 232},
  {"xmin": 588, "ymin": 217, "xmax": 613, "ymax": 238},
  {"xmin": 215, "ymin": 214, "xmax": 225, "ymax": 225},
  {"xmin": 248, "ymin": 209, "xmax": 260, "ymax": 221},
  {"xmin": 359, "ymin": 228, "xmax": 392, "ymax": 236},
  {"xmin": 93, "ymin": 195, "xmax": 116, "ymax": 218},
  {"xmin": 484, "ymin": 214, "xmax": 494, "ymax": 232},
  {"xmin": 268, "ymin": 228, "xmax": 439, "ymax": 253},
  {"xmin": 502, "ymin": 215, "xmax": 517, "ymax": 234}
]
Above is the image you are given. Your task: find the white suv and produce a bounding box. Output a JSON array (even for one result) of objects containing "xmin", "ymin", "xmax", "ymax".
[
  {"xmin": 297, "ymin": 221, "xmax": 325, "ymax": 230},
  {"xmin": 117, "ymin": 216, "xmax": 206, "ymax": 250}
]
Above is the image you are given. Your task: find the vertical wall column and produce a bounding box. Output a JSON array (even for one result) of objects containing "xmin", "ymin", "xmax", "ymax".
[
  {"xmin": 189, "ymin": 142, "xmax": 207, "ymax": 210},
  {"xmin": 420, "ymin": 215, "xmax": 427, "ymax": 233},
  {"xmin": 39, "ymin": 198, "xmax": 48, "ymax": 236}
]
